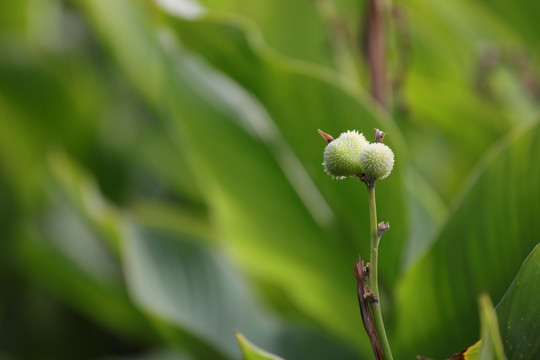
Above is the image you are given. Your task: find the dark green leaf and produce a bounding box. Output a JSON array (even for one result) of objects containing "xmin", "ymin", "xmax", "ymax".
[
  {"xmin": 496, "ymin": 244, "xmax": 540, "ymax": 360},
  {"xmin": 393, "ymin": 121, "xmax": 540, "ymax": 359}
]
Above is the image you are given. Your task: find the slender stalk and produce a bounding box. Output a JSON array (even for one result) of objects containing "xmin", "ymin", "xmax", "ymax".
[
  {"xmin": 365, "ymin": 0, "xmax": 388, "ymax": 108},
  {"xmin": 367, "ymin": 185, "xmax": 393, "ymax": 360}
]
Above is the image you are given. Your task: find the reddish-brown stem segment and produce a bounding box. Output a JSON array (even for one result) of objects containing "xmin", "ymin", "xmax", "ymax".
[
  {"xmin": 354, "ymin": 258, "xmax": 384, "ymax": 360},
  {"xmin": 366, "ymin": 0, "xmax": 388, "ymax": 108}
]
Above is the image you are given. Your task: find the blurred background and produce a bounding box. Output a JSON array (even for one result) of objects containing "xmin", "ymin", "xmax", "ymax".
[{"xmin": 0, "ymin": 0, "xmax": 539, "ymax": 359}]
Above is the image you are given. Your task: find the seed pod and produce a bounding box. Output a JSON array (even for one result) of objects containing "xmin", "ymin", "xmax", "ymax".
[
  {"xmin": 359, "ymin": 143, "xmax": 395, "ymax": 180},
  {"xmin": 323, "ymin": 130, "xmax": 369, "ymax": 179}
]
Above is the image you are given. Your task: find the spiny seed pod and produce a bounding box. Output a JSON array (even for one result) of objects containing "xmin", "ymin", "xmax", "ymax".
[
  {"xmin": 323, "ymin": 130, "xmax": 369, "ymax": 179},
  {"xmin": 359, "ymin": 143, "xmax": 395, "ymax": 180}
]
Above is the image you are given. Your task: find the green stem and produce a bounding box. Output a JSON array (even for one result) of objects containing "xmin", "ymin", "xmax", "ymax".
[{"xmin": 367, "ymin": 185, "xmax": 393, "ymax": 360}]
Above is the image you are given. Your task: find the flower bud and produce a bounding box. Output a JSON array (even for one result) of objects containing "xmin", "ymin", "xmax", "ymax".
[
  {"xmin": 323, "ymin": 130, "xmax": 369, "ymax": 179},
  {"xmin": 359, "ymin": 143, "xmax": 395, "ymax": 180}
]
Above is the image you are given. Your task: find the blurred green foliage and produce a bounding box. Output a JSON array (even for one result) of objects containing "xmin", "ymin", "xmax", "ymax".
[{"xmin": 0, "ymin": 0, "xmax": 539, "ymax": 359}]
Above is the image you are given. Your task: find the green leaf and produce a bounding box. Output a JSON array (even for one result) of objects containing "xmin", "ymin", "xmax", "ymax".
[
  {"xmin": 393, "ymin": 121, "xmax": 540, "ymax": 359},
  {"xmin": 48, "ymin": 152, "xmax": 277, "ymax": 359},
  {"xmin": 478, "ymin": 293, "xmax": 506, "ymax": 360},
  {"xmin": 236, "ymin": 332, "xmax": 284, "ymax": 360},
  {"xmin": 48, "ymin": 151, "xmax": 123, "ymax": 255},
  {"xmin": 496, "ymin": 243, "xmax": 540, "ymax": 360},
  {"xmin": 48, "ymin": 153, "xmax": 359, "ymax": 359},
  {"xmin": 122, "ymin": 223, "xmax": 282, "ymax": 359},
  {"xmin": 192, "ymin": 0, "xmax": 336, "ymax": 68},
  {"xmin": 18, "ymin": 211, "xmax": 152, "ymax": 342}
]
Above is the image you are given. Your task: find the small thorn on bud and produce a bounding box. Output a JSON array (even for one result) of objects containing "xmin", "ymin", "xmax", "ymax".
[
  {"xmin": 374, "ymin": 128, "xmax": 387, "ymax": 143},
  {"xmin": 377, "ymin": 222, "xmax": 390, "ymax": 237},
  {"xmin": 318, "ymin": 129, "xmax": 334, "ymax": 143}
]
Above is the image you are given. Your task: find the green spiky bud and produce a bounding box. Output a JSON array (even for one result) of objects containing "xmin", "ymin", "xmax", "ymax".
[
  {"xmin": 359, "ymin": 143, "xmax": 395, "ymax": 180},
  {"xmin": 323, "ymin": 130, "xmax": 369, "ymax": 179}
]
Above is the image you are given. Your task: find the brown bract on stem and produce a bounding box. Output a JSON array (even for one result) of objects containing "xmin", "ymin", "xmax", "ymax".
[
  {"xmin": 378, "ymin": 222, "xmax": 390, "ymax": 237},
  {"xmin": 354, "ymin": 258, "xmax": 384, "ymax": 360}
]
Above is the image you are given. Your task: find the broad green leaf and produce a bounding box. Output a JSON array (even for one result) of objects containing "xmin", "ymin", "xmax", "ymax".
[
  {"xmin": 496, "ymin": 243, "xmax": 540, "ymax": 360},
  {"xmin": 0, "ymin": 22, "xmax": 131, "ymax": 209},
  {"xmin": 48, "ymin": 151, "xmax": 123, "ymax": 254},
  {"xmin": 48, "ymin": 153, "xmax": 358, "ymax": 360},
  {"xmin": 48, "ymin": 152, "xmax": 270, "ymax": 359},
  {"xmin": 129, "ymin": 199, "xmax": 213, "ymax": 244},
  {"xmin": 393, "ymin": 121, "xmax": 540, "ymax": 359},
  {"xmin": 17, "ymin": 223, "xmax": 151, "ymax": 342},
  {"xmin": 191, "ymin": 0, "xmax": 335, "ymax": 68},
  {"xmin": 122, "ymin": 223, "xmax": 281, "ymax": 359},
  {"xmin": 402, "ymin": 168, "xmax": 449, "ymax": 266},
  {"xmin": 127, "ymin": 123, "xmax": 205, "ymax": 204},
  {"xmin": 236, "ymin": 332, "xmax": 284, "ymax": 360}
]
